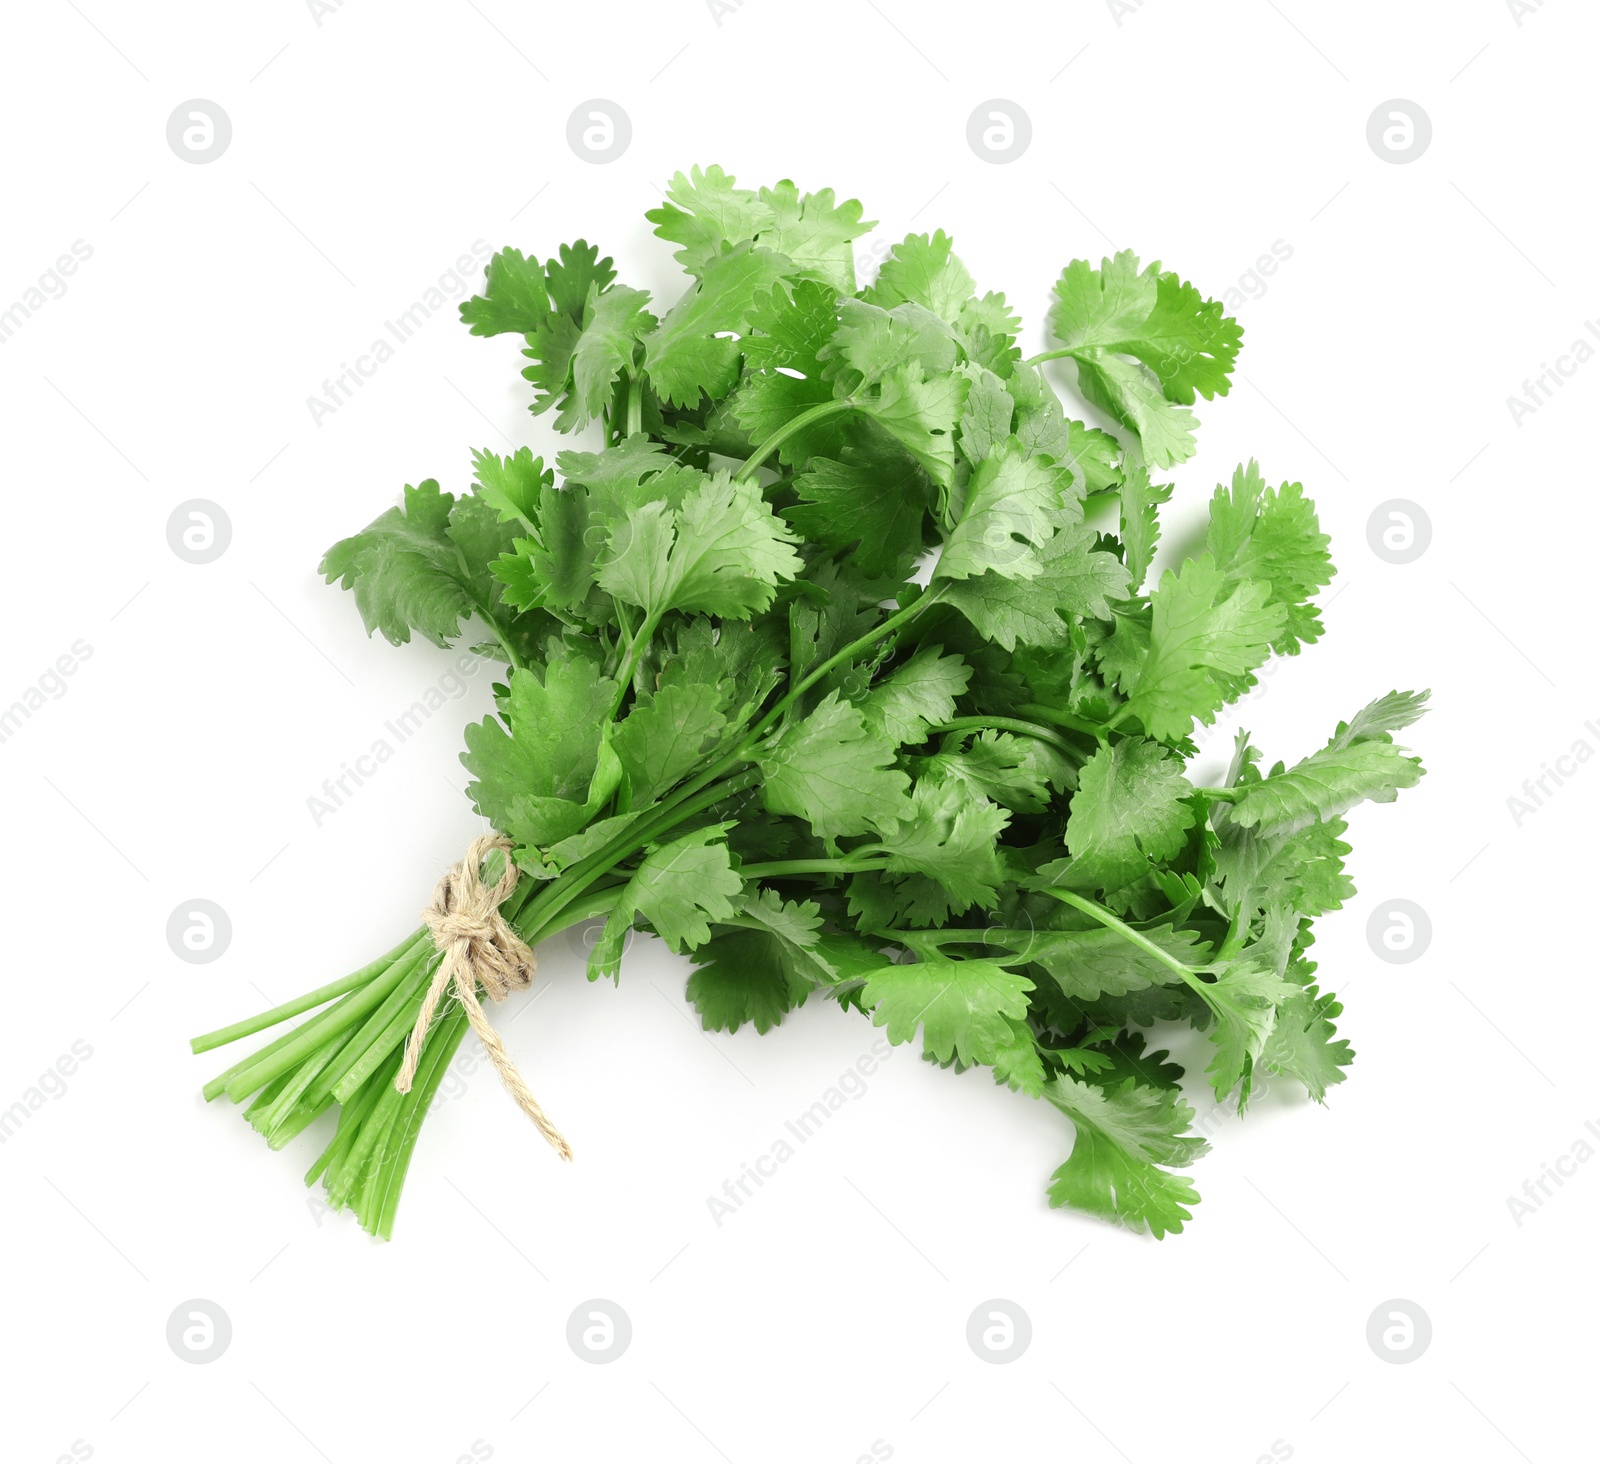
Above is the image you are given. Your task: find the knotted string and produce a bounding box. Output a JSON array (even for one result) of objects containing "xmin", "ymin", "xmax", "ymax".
[{"xmin": 395, "ymin": 833, "xmax": 573, "ymax": 1161}]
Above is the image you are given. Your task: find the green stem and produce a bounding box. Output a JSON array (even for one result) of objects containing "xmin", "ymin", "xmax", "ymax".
[
  {"xmin": 1018, "ymin": 703, "xmax": 1117, "ymax": 744},
  {"xmin": 742, "ymin": 857, "xmax": 887, "ymax": 880},
  {"xmin": 190, "ymin": 929, "xmax": 424, "ymax": 1054},
  {"xmin": 606, "ymin": 609, "xmax": 661, "ymax": 720},
  {"xmin": 929, "ymin": 716, "xmax": 1084, "ymax": 761},
  {"xmin": 1038, "ymin": 888, "xmax": 1209, "ymax": 995},
  {"xmin": 1021, "ymin": 347, "xmax": 1080, "ymax": 369},
  {"xmin": 625, "ymin": 370, "xmax": 644, "ymax": 439},
  {"xmin": 733, "ymin": 398, "xmax": 860, "ymax": 483}
]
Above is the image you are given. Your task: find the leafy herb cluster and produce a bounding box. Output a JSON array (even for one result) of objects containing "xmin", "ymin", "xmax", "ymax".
[{"xmin": 195, "ymin": 166, "xmax": 1425, "ymax": 1239}]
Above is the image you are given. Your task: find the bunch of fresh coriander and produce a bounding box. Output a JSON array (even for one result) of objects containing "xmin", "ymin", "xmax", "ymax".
[{"xmin": 192, "ymin": 166, "xmax": 1425, "ymax": 1240}]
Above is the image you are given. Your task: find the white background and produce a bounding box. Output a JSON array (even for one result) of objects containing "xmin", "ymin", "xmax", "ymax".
[{"xmin": 1, "ymin": 2, "xmax": 1594, "ymax": 1461}]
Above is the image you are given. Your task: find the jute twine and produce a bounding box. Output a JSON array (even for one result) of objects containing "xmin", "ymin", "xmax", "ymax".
[{"xmin": 395, "ymin": 833, "xmax": 573, "ymax": 1161}]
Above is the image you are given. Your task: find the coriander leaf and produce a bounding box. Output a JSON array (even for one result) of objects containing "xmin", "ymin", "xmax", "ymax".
[
  {"xmin": 854, "ymin": 644, "xmax": 972, "ymax": 744},
  {"xmin": 1206, "ymin": 462, "xmax": 1333, "ymax": 653},
  {"xmin": 869, "ymin": 361, "xmax": 967, "ymax": 488},
  {"xmin": 1211, "ymin": 816, "xmax": 1355, "ymax": 922},
  {"xmin": 1122, "ymin": 554, "xmax": 1285, "ymax": 741},
  {"xmin": 730, "ymin": 280, "xmax": 843, "ymax": 463},
  {"xmin": 642, "ymin": 243, "xmax": 795, "ymax": 407},
  {"xmin": 558, "ymin": 284, "xmax": 655, "ymax": 432},
  {"xmin": 1049, "ymin": 251, "xmax": 1241, "ymax": 408},
  {"xmin": 648, "ymin": 165, "xmax": 774, "ymax": 274},
  {"xmin": 862, "ymin": 230, "xmax": 976, "ymax": 323},
  {"xmin": 992, "ymin": 1019, "xmax": 1048, "ymax": 1097},
  {"xmin": 543, "ymin": 240, "xmax": 617, "ymax": 321},
  {"xmin": 758, "ymin": 179, "xmax": 873, "ymax": 292},
  {"xmin": 321, "ymin": 479, "xmax": 513, "ymax": 649},
  {"xmin": 1064, "ymin": 740, "xmax": 1195, "ymax": 891},
  {"xmin": 471, "ymin": 447, "xmax": 551, "ymax": 529},
  {"xmin": 1010, "ymin": 923, "xmax": 1207, "ymax": 1001},
  {"xmin": 936, "ymin": 436, "xmax": 1071, "ymax": 582},
  {"xmin": 1259, "ymin": 959, "xmax": 1353, "ymax": 1102},
  {"xmin": 944, "ymin": 524, "xmax": 1130, "ymax": 650},
  {"xmin": 1010, "ymin": 364, "xmax": 1124, "ymax": 493},
  {"xmin": 1117, "ymin": 458, "xmax": 1172, "ymax": 594},
  {"xmin": 862, "ymin": 957, "xmax": 1033, "ymax": 1066},
  {"xmin": 1229, "ymin": 696, "xmax": 1428, "ymax": 837},
  {"xmin": 864, "ymin": 780, "xmax": 1010, "ymax": 916},
  {"xmin": 597, "ymin": 472, "xmax": 803, "ymax": 621},
  {"xmin": 916, "ymin": 730, "xmax": 1074, "ymax": 814},
  {"xmin": 786, "ymin": 449, "xmax": 932, "ymax": 579},
  {"xmin": 613, "ymin": 679, "xmax": 729, "ymax": 804},
  {"xmin": 823, "ymin": 297, "xmax": 962, "ymax": 386},
  {"xmin": 957, "ymin": 363, "xmax": 1017, "ymax": 467},
  {"xmin": 625, "ymin": 823, "xmax": 745, "ymax": 953},
  {"xmin": 1043, "ymin": 1074, "xmax": 1206, "ymax": 1238},
  {"xmin": 685, "ymin": 889, "xmax": 827, "ymax": 1034},
  {"xmin": 461, "ymin": 652, "xmax": 619, "ymax": 833},
  {"xmin": 1327, "ymin": 688, "xmax": 1431, "ymax": 750},
  {"xmin": 459, "ymin": 247, "xmax": 549, "ymax": 337},
  {"xmin": 757, "ymin": 690, "xmax": 910, "ymax": 838},
  {"xmin": 1201, "ymin": 956, "xmax": 1296, "ymax": 1105}
]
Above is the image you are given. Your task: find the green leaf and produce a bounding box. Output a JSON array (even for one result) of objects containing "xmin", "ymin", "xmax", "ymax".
[
  {"xmin": 757, "ymin": 179, "xmax": 873, "ymax": 292},
  {"xmin": 1011, "ymin": 923, "xmax": 1207, "ymax": 1001},
  {"xmin": 613, "ymin": 679, "xmax": 729, "ymax": 804},
  {"xmin": 460, "ymin": 652, "xmax": 619, "ymax": 836},
  {"xmin": 626, "ymin": 824, "xmax": 745, "ymax": 953},
  {"xmin": 685, "ymin": 890, "xmax": 827, "ymax": 1034},
  {"xmin": 1201, "ymin": 956, "xmax": 1296, "ymax": 1105},
  {"xmin": 1122, "ymin": 554, "xmax": 1286, "ymax": 741},
  {"xmin": 320, "ymin": 480, "xmax": 513, "ymax": 649},
  {"xmin": 460, "ymin": 247, "xmax": 549, "ymax": 337},
  {"xmin": 1229, "ymin": 693, "xmax": 1428, "ymax": 837},
  {"xmin": 1206, "ymin": 462, "xmax": 1333, "ymax": 653},
  {"xmin": 916, "ymin": 730, "xmax": 1074, "ymax": 814},
  {"xmin": 863, "ymin": 230, "xmax": 976, "ymax": 323},
  {"xmin": 471, "ymin": 447, "xmax": 551, "ymax": 529},
  {"xmin": 956, "ymin": 363, "xmax": 1017, "ymax": 466},
  {"xmin": 597, "ymin": 471, "xmax": 804, "ymax": 621},
  {"xmin": 1116, "ymin": 458, "xmax": 1172, "ymax": 595},
  {"xmin": 647, "ymin": 168, "xmax": 871, "ymax": 291},
  {"xmin": 543, "ymin": 240, "xmax": 617, "ymax": 320},
  {"xmin": 642, "ymin": 243, "xmax": 795, "ymax": 407},
  {"xmin": 854, "ymin": 645, "xmax": 972, "ymax": 744},
  {"xmin": 729, "ymin": 280, "xmax": 843, "ymax": 463},
  {"xmin": 558, "ymin": 284, "xmax": 655, "ymax": 432},
  {"xmin": 1064, "ymin": 740, "xmax": 1194, "ymax": 892},
  {"xmin": 757, "ymin": 691, "xmax": 910, "ymax": 838},
  {"xmin": 869, "ymin": 362, "xmax": 967, "ymax": 488},
  {"xmin": 648, "ymin": 165, "xmax": 775, "ymax": 274},
  {"xmin": 865, "ymin": 780, "xmax": 1010, "ymax": 916},
  {"xmin": 1259, "ymin": 958, "xmax": 1353, "ymax": 1102},
  {"xmin": 862, "ymin": 957, "xmax": 1033, "ymax": 1066},
  {"xmin": 936, "ymin": 437, "xmax": 1072, "ymax": 582},
  {"xmin": 1044, "ymin": 251, "xmax": 1241, "ymax": 469},
  {"xmin": 943, "ymin": 524, "xmax": 1130, "ymax": 651},
  {"xmin": 1043, "ymin": 1075, "xmax": 1206, "ymax": 1239},
  {"xmin": 786, "ymin": 448, "xmax": 932, "ymax": 579}
]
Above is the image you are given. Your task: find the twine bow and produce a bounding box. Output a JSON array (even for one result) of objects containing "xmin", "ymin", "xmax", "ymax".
[{"xmin": 395, "ymin": 833, "xmax": 573, "ymax": 1161}]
